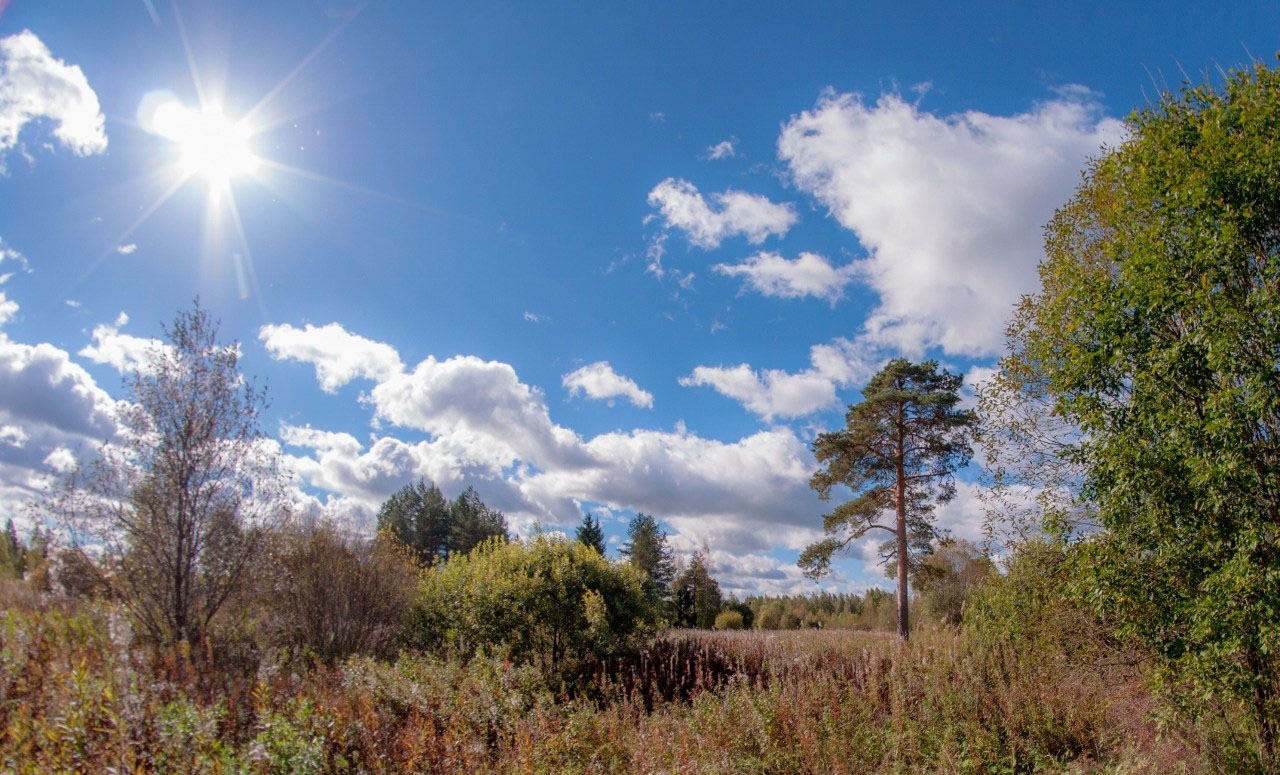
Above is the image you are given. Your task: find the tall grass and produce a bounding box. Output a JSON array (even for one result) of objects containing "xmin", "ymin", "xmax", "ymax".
[{"xmin": 0, "ymin": 600, "xmax": 1196, "ymax": 774}]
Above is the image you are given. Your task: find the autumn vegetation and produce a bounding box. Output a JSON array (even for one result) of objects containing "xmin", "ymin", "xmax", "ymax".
[{"xmin": 3, "ymin": 61, "xmax": 1280, "ymax": 773}]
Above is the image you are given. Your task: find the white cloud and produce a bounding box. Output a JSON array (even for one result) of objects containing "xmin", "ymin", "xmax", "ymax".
[
  {"xmin": 115, "ymin": 243, "xmax": 137, "ymax": 255},
  {"xmin": 705, "ymin": 138, "xmax": 736, "ymax": 160},
  {"xmin": 0, "ymin": 238, "xmax": 27, "ymax": 326},
  {"xmin": 78, "ymin": 314, "xmax": 163, "ymax": 374},
  {"xmin": 369, "ymin": 353, "xmax": 593, "ymax": 470},
  {"xmin": 563, "ymin": 361, "xmax": 654, "ymax": 409},
  {"xmin": 42, "ymin": 446, "xmax": 76, "ymax": 474},
  {"xmin": 0, "ymin": 335, "xmax": 118, "ymax": 440},
  {"xmin": 778, "ymin": 89, "xmax": 1124, "ymax": 356},
  {"xmin": 258, "ymin": 322, "xmax": 404, "ymax": 393},
  {"xmin": 714, "ymin": 250, "xmax": 857, "ymax": 304},
  {"xmin": 932, "ymin": 480, "xmax": 987, "ymax": 545},
  {"xmin": 0, "ymin": 30, "xmax": 107, "ymax": 167},
  {"xmin": 680, "ymin": 338, "xmax": 879, "ymax": 421},
  {"xmin": 518, "ymin": 425, "xmax": 823, "ymax": 553},
  {"xmin": 0, "ymin": 424, "xmax": 28, "ymax": 447},
  {"xmin": 262, "ymin": 321, "xmax": 835, "ymax": 556},
  {"xmin": 647, "ymin": 177, "xmax": 796, "ymax": 249},
  {"xmin": 522, "ymin": 311, "xmax": 544, "ymax": 323}
]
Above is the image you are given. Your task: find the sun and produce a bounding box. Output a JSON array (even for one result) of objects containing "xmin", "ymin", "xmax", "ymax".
[{"xmin": 142, "ymin": 96, "xmax": 259, "ymax": 185}]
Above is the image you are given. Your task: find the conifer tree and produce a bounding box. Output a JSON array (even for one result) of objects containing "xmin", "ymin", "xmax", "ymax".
[
  {"xmin": 800, "ymin": 358, "xmax": 975, "ymax": 639},
  {"xmin": 574, "ymin": 512, "xmax": 606, "ymax": 555}
]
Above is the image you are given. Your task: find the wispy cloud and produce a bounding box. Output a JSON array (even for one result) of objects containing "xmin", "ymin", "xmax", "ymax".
[{"xmin": 705, "ymin": 138, "xmax": 736, "ymax": 160}]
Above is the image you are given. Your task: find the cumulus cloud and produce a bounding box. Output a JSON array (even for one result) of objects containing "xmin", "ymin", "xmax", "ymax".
[
  {"xmin": 0, "ymin": 336, "xmax": 118, "ymax": 440},
  {"xmin": 258, "ymin": 322, "xmax": 404, "ymax": 392},
  {"xmin": 369, "ymin": 354, "xmax": 594, "ymax": 470},
  {"xmin": 518, "ymin": 424, "xmax": 823, "ymax": 553},
  {"xmin": 260, "ymin": 321, "xmax": 837, "ymax": 556},
  {"xmin": 115, "ymin": 243, "xmax": 137, "ymax": 255},
  {"xmin": 79, "ymin": 312, "xmax": 164, "ymax": 374},
  {"xmin": 562, "ymin": 361, "xmax": 654, "ymax": 409},
  {"xmin": 680, "ymin": 338, "xmax": 879, "ymax": 421},
  {"xmin": 0, "ymin": 30, "xmax": 107, "ymax": 167},
  {"xmin": 778, "ymin": 89, "xmax": 1124, "ymax": 356},
  {"xmin": 647, "ymin": 177, "xmax": 796, "ymax": 249},
  {"xmin": 714, "ymin": 250, "xmax": 857, "ymax": 304}
]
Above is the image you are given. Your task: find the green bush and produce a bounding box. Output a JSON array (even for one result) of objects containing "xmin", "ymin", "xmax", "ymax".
[
  {"xmin": 406, "ymin": 535, "xmax": 657, "ymax": 669},
  {"xmin": 713, "ymin": 610, "xmax": 744, "ymax": 630}
]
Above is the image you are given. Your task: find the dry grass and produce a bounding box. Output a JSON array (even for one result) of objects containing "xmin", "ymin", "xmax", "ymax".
[{"xmin": 0, "ymin": 601, "xmax": 1201, "ymax": 774}]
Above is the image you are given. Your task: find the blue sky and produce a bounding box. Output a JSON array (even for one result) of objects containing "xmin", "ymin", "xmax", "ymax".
[{"xmin": 0, "ymin": 0, "xmax": 1276, "ymax": 595}]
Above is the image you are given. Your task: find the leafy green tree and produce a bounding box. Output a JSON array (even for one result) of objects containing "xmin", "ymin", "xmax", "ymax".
[
  {"xmin": 912, "ymin": 539, "xmax": 993, "ymax": 627},
  {"xmin": 574, "ymin": 512, "xmax": 606, "ymax": 555},
  {"xmin": 407, "ymin": 535, "xmax": 656, "ymax": 669},
  {"xmin": 376, "ymin": 480, "xmax": 507, "ymax": 565},
  {"xmin": 620, "ymin": 513, "xmax": 675, "ymax": 606},
  {"xmin": 800, "ymin": 358, "xmax": 976, "ymax": 640},
  {"xmin": 670, "ymin": 550, "xmax": 722, "ymax": 628},
  {"xmin": 1011, "ymin": 62, "xmax": 1280, "ymax": 766},
  {"xmin": 51, "ymin": 304, "xmax": 290, "ymax": 647}
]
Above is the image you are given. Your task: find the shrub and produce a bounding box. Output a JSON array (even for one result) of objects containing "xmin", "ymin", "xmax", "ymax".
[
  {"xmin": 406, "ymin": 535, "xmax": 657, "ymax": 669},
  {"xmin": 264, "ymin": 524, "xmax": 418, "ymax": 662},
  {"xmin": 713, "ymin": 610, "xmax": 744, "ymax": 630}
]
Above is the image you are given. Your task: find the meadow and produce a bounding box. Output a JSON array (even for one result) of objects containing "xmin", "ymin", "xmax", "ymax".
[{"xmin": 0, "ymin": 581, "xmax": 1196, "ymax": 775}]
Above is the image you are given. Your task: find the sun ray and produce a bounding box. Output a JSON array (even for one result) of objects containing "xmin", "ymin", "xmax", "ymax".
[
  {"xmin": 72, "ymin": 171, "xmax": 193, "ymax": 288},
  {"xmin": 221, "ymin": 189, "xmax": 268, "ymax": 318},
  {"xmin": 170, "ymin": 1, "xmax": 210, "ymax": 111},
  {"xmin": 240, "ymin": 7, "xmax": 362, "ymax": 131},
  {"xmin": 257, "ymin": 158, "xmax": 482, "ymax": 224}
]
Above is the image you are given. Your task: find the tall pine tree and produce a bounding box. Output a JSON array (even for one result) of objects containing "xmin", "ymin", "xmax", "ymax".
[{"xmin": 800, "ymin": 359, "xmax": 975, "ymax": 639}]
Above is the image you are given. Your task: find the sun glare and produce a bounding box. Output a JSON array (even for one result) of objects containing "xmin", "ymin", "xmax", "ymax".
[{"xmin": 141, "ymin": 94, "xmax": 258, "ymax": 184}]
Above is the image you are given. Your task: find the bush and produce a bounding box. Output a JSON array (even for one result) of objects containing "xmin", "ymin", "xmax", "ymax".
[
  {"xmin": 713, "ymin": 610, "xmax": 744, "ymax": 630},
  {"xmin": 406, "ymin": 535, "xmax": 657, "ymax": 669},
  {"xmin": 264, "ymin": 524, "xmax": 418, "ymax": 662}
]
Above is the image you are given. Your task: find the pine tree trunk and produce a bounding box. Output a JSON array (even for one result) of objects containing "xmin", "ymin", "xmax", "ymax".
[{"xmin": 895, "ymin": 461, "xmax": 909, "ymax": 640}]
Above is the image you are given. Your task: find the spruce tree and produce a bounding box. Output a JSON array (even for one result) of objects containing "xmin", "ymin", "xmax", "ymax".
[{"xmin": 574, "ymin": 512, "xmax": 606, "ymax": 555}]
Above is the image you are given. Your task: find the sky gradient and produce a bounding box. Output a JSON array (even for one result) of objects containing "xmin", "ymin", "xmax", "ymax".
[{"xmin": 1, "ymin": 0, "xmax": 1277, "ymax": 595}]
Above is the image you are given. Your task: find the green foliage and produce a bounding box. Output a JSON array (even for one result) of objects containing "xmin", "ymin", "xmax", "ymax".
[
  {"xmin": 669, "ymin": 551, "xmax": 722, "ymax": 628},
  {"xmin": 376, "ymin": 480, "xmax": 508, "ymax": 566},
  {"xmin": 912, "ymin": 539, "xmax": 994, "ymax": 627},
  {"xmin": 0, "ymin": 604, "xmax": 1181, "ymax": 773},
  {"xmin": 802, "ymin": 358, "xmax": 976, "ymax": 638},
  {"xmin": 712, "ymin": 609, "xmax": 744, "ymax": 630},
  {"xmin": 574, "ymin": 512, "xmax": 607, "ymax": 555},
  {"xmin": 0, "ymin": 520, "xmax": 25, "ymax": 580},
  {"xmin": 407, "ymin": 535, "xmax": 657, "ymax": 669},
  {"xmin": 1011, "ymin": 60, "xmax": 1280, "ymax": 767},
  {"xmin": 620, "ymin": 513, "xmax": 675, "ymax": 606}
]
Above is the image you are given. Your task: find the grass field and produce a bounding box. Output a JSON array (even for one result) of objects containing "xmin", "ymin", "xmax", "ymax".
[{"xmin": 0, "ymin": 591, "xmax": 1201, "ymax": 774}]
